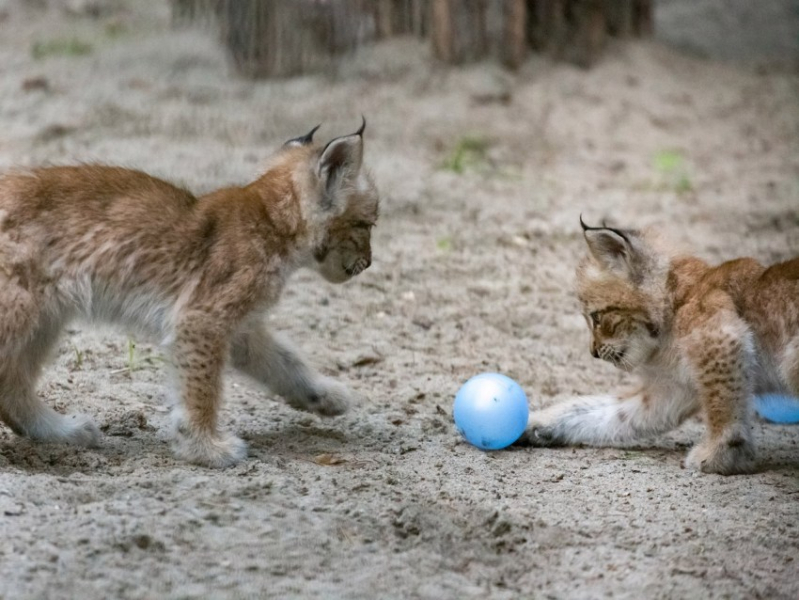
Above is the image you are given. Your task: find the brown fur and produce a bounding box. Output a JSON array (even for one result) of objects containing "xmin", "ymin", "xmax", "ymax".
[
  {"xmin": 0, "ymin": 123, "xmax": 379, "ymax": 467},
  {"xmin": 520, "ymin": 221, "xmax": 799, "ymax": 474}
]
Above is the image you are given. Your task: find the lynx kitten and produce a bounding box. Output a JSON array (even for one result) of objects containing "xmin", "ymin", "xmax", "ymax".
[
  {"xmin": 521, "ymin": 219, "xmax": 799, "ymax": 474},
  {"xmin": 0, "ymin": 121, "xmax": 378, "ymax": 467}
]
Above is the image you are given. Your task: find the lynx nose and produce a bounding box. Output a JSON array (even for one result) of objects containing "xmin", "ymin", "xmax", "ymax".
[{"xmin": 590, "ymin": 345, "xmax": 599, "ymax": 359}]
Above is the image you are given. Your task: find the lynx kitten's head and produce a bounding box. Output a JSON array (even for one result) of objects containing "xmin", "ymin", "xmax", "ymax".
[
  {"xmin": 575, "ymin": 218, "xmax": 672, "ymax": 371},
  {"xmin": 274, "ymin": 119, "xmax": 379, "ymax": 284}
]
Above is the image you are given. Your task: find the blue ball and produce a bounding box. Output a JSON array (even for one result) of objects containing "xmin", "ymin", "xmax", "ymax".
[
  {"xmin": 754, "ymin": 394, "xmax": 799, "ymax": 424},
  {"xmin": 453, "ymin": 373, "xmax": 529, "ymax": 450}
]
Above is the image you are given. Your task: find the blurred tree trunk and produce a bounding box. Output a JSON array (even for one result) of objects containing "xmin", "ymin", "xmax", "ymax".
[
  {"xmin": 632, "ymin": 0, "xmax": 653, "ymax": 37},
  {"xmin": 372, "ymin": 0, "xmax": 430, "ymax": 38},
  {"xmin": 217, "ymin": 0, "xmax": 315, "ymax": 78},
  {"xmin": 210, "ymin": 0, "xmax": 431, "ymax": 78},
  {"xmin": 502, "ymin": 0, "xmax": 528, "ymax": 69},
  {"xmin": 433, "ymin": 0, "xmax": 653, "ymax": 69},
  {"xmin": 409, "ymin": 0, "xmax": 430, "ymax": 37},
  {"xmin": 431, "ymin": 0, "xmax": 488, "ymax": 65},
  {"xmin": 172, "ymin": 0, "xmax": 652, "ymax": 78},
  {"xmin": 527, "ymin": 0, "xmax": 653, "ymax": 67},
  {"xmin": 217, "ymin": 0, "xmax": 373, "ymax": 78},
  {"xmin": 169, "ymin": 0, "xmax": 218, "ymax": 27}
]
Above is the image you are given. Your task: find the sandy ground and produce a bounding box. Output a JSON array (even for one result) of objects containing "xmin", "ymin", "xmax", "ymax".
[{"xmin": 0, "ymin": 2, "xmax": 798, "ymax": 599}]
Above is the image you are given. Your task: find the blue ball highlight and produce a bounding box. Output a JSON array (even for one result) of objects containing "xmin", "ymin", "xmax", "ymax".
[
  {"xmin": 453, "ymin": 373, "xmax": 529, "ymax": 450},
  {"xmin": 753, "ymin": 394, "xmax": 799, "ymax": 424}
]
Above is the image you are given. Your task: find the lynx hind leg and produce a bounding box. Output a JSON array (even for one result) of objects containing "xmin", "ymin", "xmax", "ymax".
[
  {"xmin": 169, "ymin": 315, "xmax": 247, "ymax": 468},
  {"xmin": 231, "ymin": 324, "xmax": 351, "ymax": 417},
  {"xmin": 0, "ymin": 275, "xmax": 101, "ymax": 447},
  {"xmin": 1, "ymin": 363, "xmax": 101, "ymax": 447}
]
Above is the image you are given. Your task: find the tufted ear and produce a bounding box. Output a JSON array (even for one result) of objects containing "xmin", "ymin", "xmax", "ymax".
[
  {"xmin": 284, "ymin": 124, "xmax": 321, "ymax": 147},
  {"xmin": 581, "ymin": 216, "xmax": 643, "ymax": 280},
  {"xmin": 317, "ymin": 119, "xmax": 365, "ymax": 207}
]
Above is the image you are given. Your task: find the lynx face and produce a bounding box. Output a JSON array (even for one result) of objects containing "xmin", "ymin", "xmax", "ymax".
[
  {"xmin": 280, "ymin": 120, "xmax": 379, "ymax": 284},
  {"xmin": 582, "ymin": 306, "xmax": 660, "ymax": 371},
  {"xmin": 576, "ymin": 221, "xmax": 666, "ymax": 371},
  {"xmin": 312, "ymin": 176, "xmax": 378, "ymax": 284}
]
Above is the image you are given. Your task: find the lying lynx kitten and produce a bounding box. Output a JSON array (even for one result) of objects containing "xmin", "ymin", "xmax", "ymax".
[
  {"xmin": 522, "ymin": 219, "xmax": 799, "ymax": 474},
  {"xmin": 0, "ymin": 121, "xmax": 378, "ymax": 467}
]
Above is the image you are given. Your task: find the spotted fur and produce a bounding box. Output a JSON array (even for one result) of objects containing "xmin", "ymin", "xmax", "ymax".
[
  {"xmin": 0, "ymin": 122, "xmax": 379, "ymax": 467},
  {"xmin": 520, "ymin": 221, "xmax": 799, "ymax": 474}
]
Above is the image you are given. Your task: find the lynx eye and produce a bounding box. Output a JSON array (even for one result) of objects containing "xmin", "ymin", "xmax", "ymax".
[
  {"xmin": 354, "ymin": 220, "xmax": 374, "ymax": 230},
  {"xmin": 589, "ymin": 311, "xmax": 601, "ymax": 326}
]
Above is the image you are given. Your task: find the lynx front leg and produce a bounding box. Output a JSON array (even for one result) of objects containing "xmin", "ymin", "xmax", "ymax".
[
  {"xmin": 682, "ymin": 315, "xmax": 757, "ymax": 475},
  {"xmin": 518, "ymin": 385, "xmax": 697, "ymax": 448},
  {"xmin": 170, "ymin": 313, "xmax": 246, "ymax": 468},
  {"xmin": 231, "ymin": 320, "xmax": 350, "ymax": 417}
]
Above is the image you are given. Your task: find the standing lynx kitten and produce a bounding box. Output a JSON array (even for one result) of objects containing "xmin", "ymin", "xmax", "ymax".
[
  {"xmin": 0, "ymin": 120, "xmax": 378, "ymax": 467},
  {"xmin": 521, "ymin": 218, "xmax": 799, "ymax": 474}
]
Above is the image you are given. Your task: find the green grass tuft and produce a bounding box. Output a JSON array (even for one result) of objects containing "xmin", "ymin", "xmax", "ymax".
[
  {"xmin": 441, "ymin": 136, "xmax": 490, "ymax": 174},
  {"xmin": 653, "ymin": 150, "xmax": 683, "ymax": 174},
  {"xmin": 127, "ymin": 339, "xmax": 138, "ymax": 373},
  {"xmin": 653, "ymin": 150, "xmax": 693, "ymax": 195},
  {"xmin": 70, "ymin": 343, "xmax": 84, "ymax": 370},
  {"xmin": 31, "ymin": 38, "xmax": 93, "ymax": 60}
]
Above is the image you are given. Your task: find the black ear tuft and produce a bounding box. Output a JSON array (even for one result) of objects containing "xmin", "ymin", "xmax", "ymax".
[
  {"xmin": 580, "ymin": 216, "xmax": 633, "ymax": 246},
  {"xmin": 284, "ymin": 124, "xmax": 321, "ymax": 147},
  {"xmin": 355, "ymin": 115, "xmax": 366, "ymax": 137}
]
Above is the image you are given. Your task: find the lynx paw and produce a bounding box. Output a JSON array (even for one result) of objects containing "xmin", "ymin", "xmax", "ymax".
[
  {"xmin": 29, "ymin": 413, "xmax": 102, "ymax": 448},
  {"xmin": 312, "ymin": 379, "xmax": 352, "ymax": 416},
  {"xmin": 172, "ymin": 430, "xmax": 248, "ymax": 468},
  {"xmin": 515, "ymin": 411, "xmax": 568, "ymax": 447},
  {"xmin": 515, "ymin": 423, "xmax": 566, "ymax": 447},
  {"xmin": 63, "ymin": 414, "xmax": 103, "ymax": 448},
  {"xmin": 300, "ymin": 378, "xmax": 351, "ymax": 417},
  {"xmin": 683, "ymin": 437, "xmax": 757, "ymax": 475}
]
